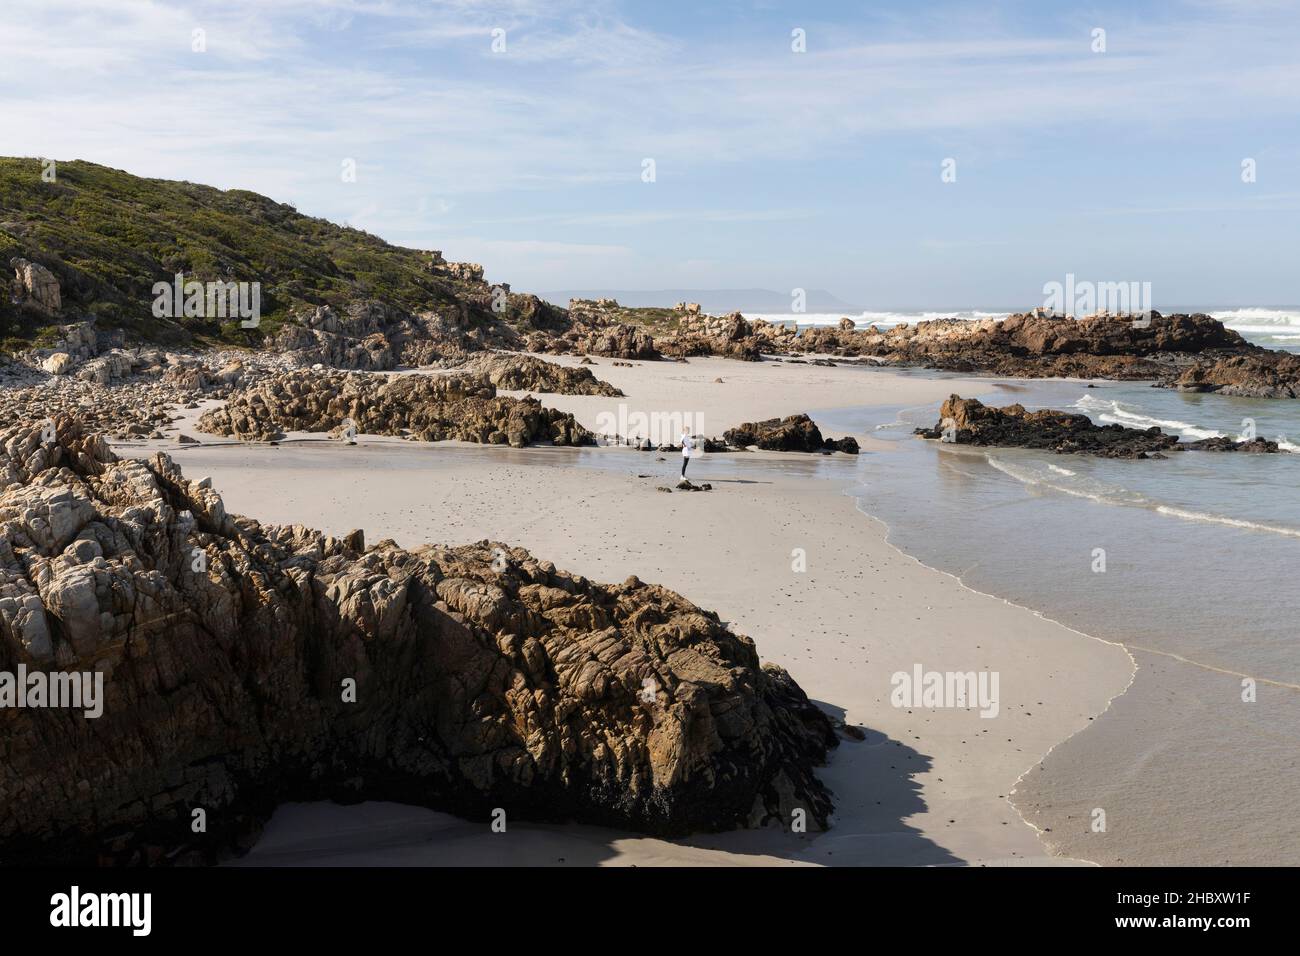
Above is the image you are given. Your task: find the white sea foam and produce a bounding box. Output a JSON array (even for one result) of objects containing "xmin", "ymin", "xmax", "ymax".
[
  {"xmin": 1212, "ymin": 308, "xmax": 1300, "ymax": 328},
  {"xmin": 1073, "ymin": 394, "xmax": 1224, "ymax": 440},
  {"xmin": 987, "ymin": 453, "xmax": 1300, "ymax": 538},
  {"xmin": 985, "ymin": 457, "xmax": 1144, "ymax": 507},
  {"xmin": 1153, "ymin": 506, "xmax": 1300, "ymax": 538}
]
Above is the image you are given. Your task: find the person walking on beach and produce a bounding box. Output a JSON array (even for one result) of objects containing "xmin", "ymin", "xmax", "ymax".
[{"xmin": 680, "ymin": 431, "xmax": 694, "ymax": 478}]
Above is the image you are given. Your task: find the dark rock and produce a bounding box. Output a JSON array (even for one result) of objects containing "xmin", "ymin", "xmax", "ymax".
[
  {"xmin": 917, "ymin": 395, "xmax": 1280, "ymax": 458},
  {"xmin": 724, "ymin": 414, "xmax": 825, "ymax": 452},
  {"xmin": 0, "ymin": 417, "xmax": 837, "ymax": 865}
]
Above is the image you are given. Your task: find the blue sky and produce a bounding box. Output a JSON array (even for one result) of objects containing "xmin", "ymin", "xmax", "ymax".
[{"xmin": 2, "ymin": 0, "xmax": 1298, "ymax": 308}]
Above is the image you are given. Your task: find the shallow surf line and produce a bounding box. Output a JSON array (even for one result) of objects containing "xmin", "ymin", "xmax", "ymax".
[
  {"xmin": 839, "ymin": 480, "xmax": 1137, "ymax": 867},
  {"xmin": 981, "ymin": 451, "xmax": 1300, "ymax": 539}
]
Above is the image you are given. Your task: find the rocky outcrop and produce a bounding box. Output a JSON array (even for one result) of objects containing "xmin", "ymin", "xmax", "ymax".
[
  {"xmin": 794, "ymin": 311, "xmax": 1247, "ymax": 374},
  {"xmin": 518, "ymin": 309, "xmax": 1300, "ymax": 402},
  {"xmin": 270, "ymin": 295, "xmax": 573, "ymax": 371},
  {"xmin": 19, "ymin": 319, "xmax": 123, "ymax": 379},
  {"xmin": 9, "ymin": 257, "xmax": 61, "ymax": 315},
  {"xmin": 657, "ymin": 312, "xmax": 763, "ymax": 362},
  {"xmin": 459, "ymin": 353, "xmax": 623, "ymax": 396},
  {"xmin": 197, "ymin": 369, "xmax": 594, "ymax": 447},
  {"xmin": 525, "ymin": 300, "xmax": 661, "ymax": 360},
  {"xmin": 1168, "ymin": 351, "xmax": 1300, "ymax": 399},
  {"xmin": 773, "ymin": 312, "xmax": 1300, "ymax": 398},
  {"xmin": 917, "ymin": 395, "xmax": 1279, "ymax": 458},
  {"xmin": 0, "ymin": 418, "xmax": 836, "ymax": 864},
  {"xmin": 723, "ymin": 414, "xmax": 859, "ymax": 454},
  {"xmin": 273, "ymin": 306, "xmax": 397, "ymax": 371},
  {"xmin": 75, "ymin": 349, "xmax": 138, "ymax": 386},
  {"xmin": 0, "ymin": 348, "xmax": 281, "ymax": 442},
  {"xmin": 558, "ymin": 322, "xmax": 659, "ymax": 361},
  {"xmin": 41, "ymin": 353, "xmax": 74, "ymax": 376}
]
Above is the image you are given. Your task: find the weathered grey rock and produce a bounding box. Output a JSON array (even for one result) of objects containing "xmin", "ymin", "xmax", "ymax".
[
  {"xmin": 76, "ymin": 350, "xmax": 137, "ymax": 385},
  {"xmin": 41, "ymin": 352, "xmax": 74, "ymax": 376},
  {"xmin": 0, "ymin": 417, "xmax": 836, "ymax": 865},
  {"xmin": 459, "ymin": 353, "xmax": 623, "ymax": 396},
  {"xmin": 197, "ymin": 368, "xmax": 594, "ymax": 447},
  {"xmin": 9, "ymin": 257, "xmax": 61, "ymax": 314}
]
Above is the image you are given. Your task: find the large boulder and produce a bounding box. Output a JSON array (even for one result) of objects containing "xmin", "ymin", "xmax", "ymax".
[
  {"xmin": 724, "ymin": 414, "xmax": 856, "ymax": 454},
  {"xmin": 75, "ymin": 349, "xmax": 137, "ymax": 385},
  {"xmin": 41, "ymin": 352, "xmax": 75, "ymax": 376},
  {"xmin": 0, "ymin": 417, "xmax": 836, "ymax": 864},
  {"xmin": 9, "ymin": 257, "xmax": 61, "ymax": 315},
  {"xmin": 459, "ymin": 353, "xmax": 623, "ymax": 396}
]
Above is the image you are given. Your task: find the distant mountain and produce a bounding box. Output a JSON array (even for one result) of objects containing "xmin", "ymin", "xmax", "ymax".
[{"xmin": 540, "ymin": 288, "xmax": 862, "ymax": 315}]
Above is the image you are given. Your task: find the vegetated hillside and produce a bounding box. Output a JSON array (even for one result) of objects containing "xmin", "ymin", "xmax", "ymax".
[{"xmin": 0, "ymin": 157, "xmax": 505, "ymax": 351}]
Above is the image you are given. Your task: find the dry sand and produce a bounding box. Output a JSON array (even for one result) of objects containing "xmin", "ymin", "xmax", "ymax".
[{"xmin": 133, "ymin": 356, "xmax": 1134, "ymax": 866}]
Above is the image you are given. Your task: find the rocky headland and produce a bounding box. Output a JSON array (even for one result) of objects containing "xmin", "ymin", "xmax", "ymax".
[{"xmin": 6, "ymin": 159, "xmax": 1300, "ymax": 414}]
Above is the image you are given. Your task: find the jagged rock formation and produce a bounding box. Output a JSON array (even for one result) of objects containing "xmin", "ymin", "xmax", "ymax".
[
  {"xmin": 9, "ymin": 257, "xmax": 61, "ymax": 315},
  {"xmin": 0, "ymin": 418, "xmax": 836, "ymax": 864},
  {"xmin": 1168, "ymin": 351, "xmax": 1300, "ymax": 399},
  {"xmin": 458, "ymin": 353, "xmax": 623, "ymax": 396},
  {"xmin": 526, "ymin": 309, "xmax": 1300, "ymax": 401},
  {"xmin": 8, "ymin": 162, "xmax": 1300, "ymax": 403},
  {"xmin": 535, "ymin": 302, "xmax": 760, "ymax": 361},
  {"xmin": 917, "ymin": 395, "xmax": 1279, "ymax": 458},
  {"xmin": 656, "ymin": 312, "xmax": 764, "ymax": 361},
  {"xmin": 798, "ymin": 311, "xmax": 1246, "ymax": 376},
  {"xmin": 531, "ymin": 323, "xmax": 659, "ymax": 361},
  {"xmin": 1, "ymin": 352, "xmax": 268, "ymax": 442},
  {"xmin": 270, "ymin": 293, "xmax": 578, "ymax": 372},
  {"xmin": 723, "ymin": 414, "xmax": 860, "ymax": 454},
  {"xmin": 19, "ymin": 320, "xmax": 120, "ymax": 376},
  {"xmin": 41, "ymin": 353, "xmax": 74, "ymax": 375},
  {"xmin": 785, "ymin": 312, "xmax": 1300, "ymax": 398},
  {"xmin": 197, "ymin": 369, "xmax": 594, "ymax": 447}
]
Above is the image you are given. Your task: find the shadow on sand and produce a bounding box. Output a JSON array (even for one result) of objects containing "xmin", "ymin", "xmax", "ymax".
[{"xmin": 233, "ymin": 702, "xmax": 957, "ymax": 868}]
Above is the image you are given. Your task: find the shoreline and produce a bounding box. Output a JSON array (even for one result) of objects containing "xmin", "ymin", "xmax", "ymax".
[
  {"xmin": 111, "ymin": 356, "xmax": 1138, "ymax": 866},
  {"xmin": 841, "ymin": 484, "xmax": 1140, "ymax": 864}
]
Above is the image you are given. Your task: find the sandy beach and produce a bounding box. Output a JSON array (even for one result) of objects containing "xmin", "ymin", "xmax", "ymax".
[{"xmin": 131, "ymin": 355, "xmax": 1134, "ymax": 866}]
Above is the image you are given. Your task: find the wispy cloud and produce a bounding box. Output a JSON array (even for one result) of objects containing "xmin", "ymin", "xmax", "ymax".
[{"xmin": 1, "ymin": 0, "xmax": 1297, "ymax": 301}]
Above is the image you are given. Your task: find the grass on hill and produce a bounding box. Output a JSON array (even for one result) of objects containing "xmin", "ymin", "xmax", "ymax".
[{"xmin": 0, "ymin": 157, "xmax": 473, "ymax": 350}]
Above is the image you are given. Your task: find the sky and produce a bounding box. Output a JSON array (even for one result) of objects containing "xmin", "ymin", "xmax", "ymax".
[{"xmin": 2, "ymin": 0, "xmax": 1298, "ymax": 309}]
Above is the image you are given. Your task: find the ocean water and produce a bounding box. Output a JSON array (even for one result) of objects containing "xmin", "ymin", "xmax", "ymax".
[{"xmin": 818, "ymin": 354, "xmax": 1300, "ymax": 864}]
